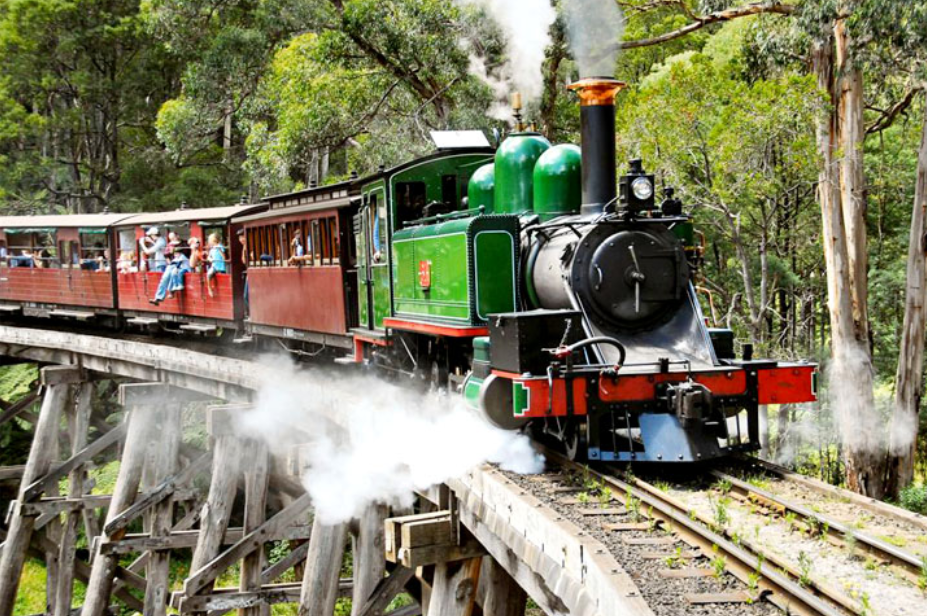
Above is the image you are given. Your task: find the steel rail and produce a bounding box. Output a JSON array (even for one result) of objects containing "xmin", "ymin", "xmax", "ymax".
[
  {"xmin": 540, "ymin": 445, "xmax": 852, "ymax": 616},
  {"xmin": 711, "ymin": 469, "xmax": 926, "ymax": 582},
  {"xmin": 734, "ymin": 454, "xmax": 927, "ymax": 532}
]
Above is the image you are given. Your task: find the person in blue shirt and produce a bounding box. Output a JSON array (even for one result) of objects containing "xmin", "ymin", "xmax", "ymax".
[{"xmin": 206, "ymin": 232, "xmax": 226, "ymax": 298}]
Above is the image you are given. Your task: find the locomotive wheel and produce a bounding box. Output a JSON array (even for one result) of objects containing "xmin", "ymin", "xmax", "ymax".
[{"xmin": 564, "ymin": 423, "xmax": 588, "ymax": 462}]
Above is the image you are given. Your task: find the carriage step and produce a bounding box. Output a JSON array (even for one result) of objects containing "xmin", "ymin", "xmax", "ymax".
[
  {"xmin": 49, "ymin": 310, "xmax": 95, "ymax": 320},
  {"xmin": 127, "ymin": 317, "xmax": 159, "ymax": 326},
  {"xmin": 179, "ymin": 323, "xmax": 217, "ymax": 334},
  {"xmin": 0, "ymin": 304, "xmax": 22, "ymax": 313}
]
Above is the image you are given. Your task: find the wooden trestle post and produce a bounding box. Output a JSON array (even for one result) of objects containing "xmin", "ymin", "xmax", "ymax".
[
  {"xmin": 189, "ymin": 404, "xmax": 248, "ymax": 611},
  {"xmin": 0, "ymin": 365, "xmax": 81, "ymax": 616},
  {"xmin": 239, "ymin": 437, "xmax": 270, "ymax": 616},
  {"xmin": 54, "ymin": 381, "xmax": 94, "ymax": 616},
  {"xmin": 298, "ymin": 517, "xmax": 347, "ymax": 616},
  {"xmin": 481, "ymin": 557, "xmax": 527, "ymax": 616},
  {"xmin": 80, "ymin": 383, "xmax": 175, "ymax": 616},
  {"xmin": 351, "ymin": 504, "xmax": 387, "ymax": 615},
  {"xmin": 429, "ymin": 558, "xmax": 482, "ymax": 616},
  {"xmin": 143, "ymin": 403, "xmax": 182, "ymax": 616}
]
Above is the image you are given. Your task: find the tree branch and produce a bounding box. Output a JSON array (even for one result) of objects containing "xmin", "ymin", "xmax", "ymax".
[
  {"xmin": 614, "ymin": 1, "xmax": 795, "ymax": 52},
  {"xmin": 865, "ymin": 86, "xmax": 923, "ymax": 135}
]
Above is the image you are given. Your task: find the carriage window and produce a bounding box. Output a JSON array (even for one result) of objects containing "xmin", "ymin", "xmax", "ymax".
[
  {"xmin": 395, "ymin": 182, "xmax": 427, "ymax": 227},
  {"xmin": 441, "ymin": 175, "xmax": 457, "ymax": 208}
]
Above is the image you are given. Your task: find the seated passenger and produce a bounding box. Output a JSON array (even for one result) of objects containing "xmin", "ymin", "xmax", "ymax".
[
  {"xmin": 205, "ymin": 233, "xmax": 226, "ymax": 298},
  {"xmin": 35, "ymin": 249, "xmax": 51, "ymax": 269},
  {"xmin": 11, "ymin": 249, "xmax": 35, "ymax": 268},
  {"xmin": 117, "ymin": 251, "xmax": 136, "ymax": 274},
  {"xmin": 188, "ymin": 237, "xmax": 203, "ymax": 272},
  {"xmin": 150, "ymin": 242, "xmax": 191, "ymax": 305},
  {"xmin": 287, "ymin": 228, "xmax": 313, "ymax": 265}
]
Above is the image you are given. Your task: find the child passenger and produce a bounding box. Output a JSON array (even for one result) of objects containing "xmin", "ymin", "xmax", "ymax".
[{"xmin": 206, "ymin": 233, "xmax": 226, "ymax": 298}]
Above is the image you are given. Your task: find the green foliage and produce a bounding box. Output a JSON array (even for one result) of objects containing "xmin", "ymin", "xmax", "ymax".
[{"xmin": 898, "ymin": 483, "xmax": 927, "ymax": 515}]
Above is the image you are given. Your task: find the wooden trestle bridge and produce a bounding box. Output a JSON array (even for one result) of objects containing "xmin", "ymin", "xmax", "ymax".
[{"xmin": 0, "ymin": 325, "xmax": 648, "ymax": 616}]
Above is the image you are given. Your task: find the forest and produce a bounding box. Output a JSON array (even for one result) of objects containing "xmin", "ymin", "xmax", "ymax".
[{"xmin": 0, "ymin": 0, "xmax": 925, "ymax": 508}]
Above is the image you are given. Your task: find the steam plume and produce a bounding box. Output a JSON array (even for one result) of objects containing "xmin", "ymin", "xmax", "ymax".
[
  {"xmin": 457, "ymin": 0, "xmax": 557, "ymax": 102},
  {"xmin": 236, "ymin": 356, "xmax": 544, "ymax": 524},
  {"xmin": 564, "ymin": 0, "xmax": 625, "ymax": 78}
]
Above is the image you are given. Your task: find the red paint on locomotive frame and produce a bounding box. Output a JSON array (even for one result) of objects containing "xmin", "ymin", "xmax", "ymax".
[
  {"xmin": 514, "ymin": 378, "xmax": 589, "ymax": 418},
  {"xmin": 757, "ymin": 365, "xmax": 816, "ymax": 404},
  {"xmin": 598, "ymin": 370, "xmax": 748, "ymax": 402},
  {"xmin": 383, "ymin": 317, "xmax": 489, "ymax": 338}
]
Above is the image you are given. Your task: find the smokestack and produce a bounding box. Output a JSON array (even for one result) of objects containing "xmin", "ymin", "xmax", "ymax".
[{"xmin": 567, "ymin": 77, "xmax": 626, "ymax": 215}]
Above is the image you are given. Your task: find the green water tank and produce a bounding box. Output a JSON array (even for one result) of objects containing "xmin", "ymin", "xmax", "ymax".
[
  {"xmin": 468, "ymin": 164, "xmax": 495, "ymax": 213},
  {"xmin": 494, "ymin": 132, "xmax": 551, "ymax": 214},
  {"xmin": 533, "ymin": 144, "xmax": 582, "ymax": 221}
]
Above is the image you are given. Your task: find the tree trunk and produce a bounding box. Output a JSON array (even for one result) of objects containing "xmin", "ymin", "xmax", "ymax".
[
  {"xmin": 812, "ymin": 31, "xmax": 883, "ymax": 498},
  {"xmin": 835, "ymin": 20, "xmax": 870, "ymax": 347},
  {"xmin": 886, "ymin": 93, "xmax": 927, "ymax": 498}
]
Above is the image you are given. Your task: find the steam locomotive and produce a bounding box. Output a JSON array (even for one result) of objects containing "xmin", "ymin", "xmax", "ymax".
[{"xmin": 0, "ymin": 77, "xmax": 816, "ymax": 463}]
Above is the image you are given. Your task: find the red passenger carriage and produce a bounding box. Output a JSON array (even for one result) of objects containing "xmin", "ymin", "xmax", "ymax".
[
  {"xmin": 236, "ymin": 184, "xmax": 360, "ymax": 350},
  {"xmin": 0, "ymin": 214, "xmax": 133, "ymax": 319},
  {"xmin": 114, "ymin": 205, "xmax": 265, "ymax": 330}
]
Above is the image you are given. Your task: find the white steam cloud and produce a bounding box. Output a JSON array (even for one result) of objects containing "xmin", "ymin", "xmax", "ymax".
[
  {"xmin": 564, "ymin": 0, "xmax": 625, "ymax": 78},
  {"xmin": 457, "ymin": 0, "xmax": 557, "ymax": 104},
  {"xmin": 236, "ymin": 356, "xmax": 544, "ymax": 524}
]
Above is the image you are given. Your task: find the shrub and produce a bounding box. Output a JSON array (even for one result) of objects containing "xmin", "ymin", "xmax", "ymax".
[{"xmin": 899, "ymin": 484, "xmax": 927, "ymax": 515}]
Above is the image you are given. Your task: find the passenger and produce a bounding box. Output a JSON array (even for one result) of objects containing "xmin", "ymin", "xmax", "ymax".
[
  {"xmin": 150, "ymin": 242, "xmax": 191, "ymax": 305},
  {"xmin": 11, "ymin": 249, "xmax": 34, "ymax": 268},
  {"xmin": 140, "ymin": 227, "xmax": 167, "ymax": 272},
  {"xmin": 205, "ymin": 233, "xmax": 226, "ymax": 298},
  {"xmin": 287, "ymin": 228, "xmax": 313, "ymax": 265},
  {"xmin": 117, "ymin": 250, "xmax": 136, "ymax": 274},
  {"xmin": 188, "ymin": 237, "xmax": 203, "ymax": 272},
  {"xmin": 165, "ymin": 231, "xmax": 181, "ymax": 258},
  {"xmin": 34, "ymin": 249, "xmax": 49, "ymax": 269},
  {"xmin": 94, "ymin": 243, "xmax": 108, "ymax": 271}
]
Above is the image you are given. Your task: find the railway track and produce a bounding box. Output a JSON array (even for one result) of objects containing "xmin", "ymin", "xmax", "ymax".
[
  {"xmin": 709, "ymin": 467, "xmax": 927, "ymax": 585},
  {"xmin": 538, "ymin": 445, "xmax": 852, "ymax": 616}
]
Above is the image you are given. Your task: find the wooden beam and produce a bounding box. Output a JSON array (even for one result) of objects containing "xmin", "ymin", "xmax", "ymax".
[
  {"xmin": 101, "ymin": 525, "xmax": 313, "ymax": 555},
  {"xmin": 186, "ymin": 431, "xmax": 245, "ymax": 611},
  {"xmin": 0, "ymin": 369, "xmax": 73, "ymax": 616},
  {"xmin": 54, "ymin": 382, "xmax": 93, "ymax": 616},
  {"xmin": 23, "ymin": 423, "xmax": 127, "ymax": 501},
  {"xmin": 0, "ymin": 390, "xmax": 40, "ymax": 427},
  {"xmin": 102, "ymin": 451, "xmax": 211, "ymax": 537},
  {"xmin": 352, "ymin": 504, "xmax": 387, "ymax": 616},
  {"xmin": 178, "ymin": 581, "xmax": 352, "ymax": 613},
  {"xmin": 355, "ymin": 565, "xmax": 416, "ymax": 616},
  {"xmin": 0, "ymin": 466, "xmax": 25, "ymax": 481},
  {"xmin": 481, "ymin": 558, "xmax": 526, "ymax": 616},
  {"xmin": 144, "ymin": 405, "xmax": 182, "ymax": 616},
  {"xmin": 81, "ymin": 397, "xmax": 162, "ymax": 616},
  {"xmin": 185, "ymin": 493, "xmax": 313, "ymax": 597},
  {"xmin": 239, "ymin": 439, "xmax": 269, "ymax": 616},
  {"xmin": 297, "ymin": 518, "xmax": 347, "ymax": 616},
  {"xmin": 428, "ymin": 558, "xmax": 481, "ymax": 616},
  {"xmin": 259, "ymin": 541, "xmax": 311, "ymax": 585}
]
